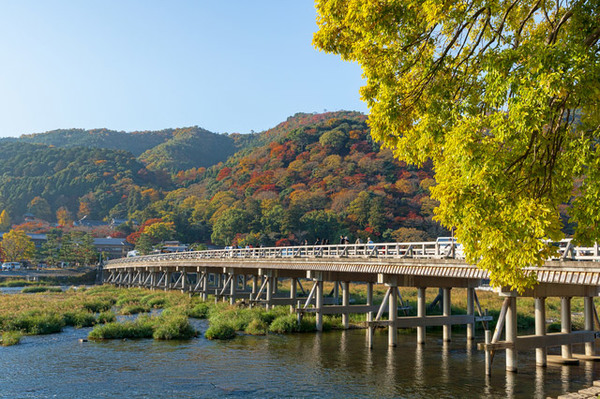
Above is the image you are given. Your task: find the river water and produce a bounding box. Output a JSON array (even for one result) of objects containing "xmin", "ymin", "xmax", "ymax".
[{"xmin": 1, "ymin": 319, "xmax": 599, "ymax": 399}]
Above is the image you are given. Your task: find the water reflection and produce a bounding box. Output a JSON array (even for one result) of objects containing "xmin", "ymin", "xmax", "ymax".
[
  {"xmin": 534, "ymin": 365, "xmax": 545, "ymax": 399},
  {"xmin": 505, "ymin": 368, "xmax": 516, "ymax": 399},
  {"xmin": 414, "ymin": 344, "xmax": 424, "ymax": 387},
  {"xmin": 440, "ymin": 341, "xmax": 450, "ymax": 385},
  {"xmin": 0, "ymin": 326, "xmax": 598, "ymax": 398}
]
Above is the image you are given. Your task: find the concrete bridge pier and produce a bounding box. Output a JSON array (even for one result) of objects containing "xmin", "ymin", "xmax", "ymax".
[
  {"xmin": 443, "ymin": 288, "xmax": 452, "ymax": 342},
  {"xmin": 150, "ymin": 271, "xmax": 157, "ymax": 291},
  {"xmin": 201, "ymin": 269, "xmax": 208, "ymax": 301},
  {"xmin": 342, "ymin": 281, "xmax": 350, "ymax": 329},
  {"xmin": 251, "ymin": 275, "xmax": 257, "ymax": 301},
  {"xmin": 290, "ymin": 278, "xmax": 297, "ymax": 313},
  {"xmin": 388, "ymin": 280, "xmax": 398, "ymax": 347},
  {"xmin": 265, "ymin": 273, "xmax": 273, "ymax": 309},
  {"xmin": 535, "ymin": 297, "xmax": 547, "ymax": 366},
  {"xmin": 561, "ymin": 296, "xmax": 573, "ymax": 360},
  {"xmin": 180, "ymin": 270, "xmax": 189, "ymax": 294},
  {"xmin": 366, "ymin": 282, "xmax": 374, "ymax": 348},
  {"xmin": 467, "ymin": 287, "xmax": 475, "ymax": 340},
  {"xmin": 584, "ymin": 296, "xmax": 596, "ymax": 356},
  {"xmin": 229, "ymin": 271, "xmax": 237, "ymax": 305},
  {"xmin": 313, "ymin": 273, "xmax": 324, "ymax": 332},
  {"xmin": 506, "ymin": 295, "xmax": 518, "ymax": 372},
  {"xmin": 164, "ymin": 270, "xmax": 172, "ymax": 291},
  {"xmin": 417, "ymin": 287, "xmax": 426, "ymax": 344}
]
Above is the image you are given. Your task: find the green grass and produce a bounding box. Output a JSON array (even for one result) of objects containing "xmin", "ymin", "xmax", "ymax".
[
  {"xmin": 205, "ymin": 322, "xmax": 236, "ymax": 340},
  {"xmin": 1, "ymin": 331, "xmax": 22, "ymax": 346},
  {"xmin": 88, "ymin": 312, "xmax": 197, "ymax": 341},
  {"xmin": 89, "ymin": 319, "xmax": 154, "ymax": 340}
]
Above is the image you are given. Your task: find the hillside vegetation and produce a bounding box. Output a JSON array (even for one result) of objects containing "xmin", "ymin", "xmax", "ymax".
[{"xmin": 0, "ymin": 112, "xmax": 444, "ymax": 246}]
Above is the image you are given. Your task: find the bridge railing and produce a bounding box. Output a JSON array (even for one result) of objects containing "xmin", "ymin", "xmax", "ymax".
[
  {"xmin": 107, "ymin": 240, "xmax": 467, "ymax": 266},
  {"xmin": 104, "ymin": 238, "xmax": 600, "ymax": 267}
]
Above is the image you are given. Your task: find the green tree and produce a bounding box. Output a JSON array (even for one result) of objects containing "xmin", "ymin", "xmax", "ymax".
[
  {"xmin": 135, "ymin": 233, "xmax": 154, "ymax": 255},
  {"xmin": 211, "ymin": 208, "xmax": 249, "ymax": 246},
  {"xmin": 314, "ymin": 0, "xmax": 600, "ymax": 292},
  {"xmin": 41, "ymin": 229, "xmax": 62, "ymax": 265},
  {"xmin": 1, "ymin": 229, "xmax": 35, "ymax": 262},
  {"xmin": 143, "ymin": 221, "xmax": 176, "ymax": 244},
  {"xmin": 300, "ymin": 210, "xmax": 341, "ymax": 242},
  {"xmin": 59, "ymin": 231, "xmax": 97, "ymax": 266}
]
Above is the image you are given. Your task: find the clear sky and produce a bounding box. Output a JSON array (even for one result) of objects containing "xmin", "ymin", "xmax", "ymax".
[{"xmin": 0, "ymin": 1, "xmax": 368, "ymax": 137}]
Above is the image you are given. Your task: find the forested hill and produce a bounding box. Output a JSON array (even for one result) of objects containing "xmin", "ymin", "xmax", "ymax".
[
  {"xmin": 136, "ymin": 111, "xmax": 445, "ymax": 247},
  {"xmin": 138, "ymin": 127, "xmax": 256, "ymax": 173},
  {"xmin": 11, "ymin": 126, "xmax": 247, "ymax": 169},
  {"xmin": 0, "ymin": 111, "xmax": 446, "ymax": 246},
  {"xmin": 13, "ymin": 128, "xmax": 173, "ymax": 156},
  {"xmin": 0, "ymin": 142, "xmax": 164, "ymax": 222}
]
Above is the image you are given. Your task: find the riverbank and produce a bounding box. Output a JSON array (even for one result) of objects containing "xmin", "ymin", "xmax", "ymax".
[{"xmin": 0, "ymin": 266, "xmax": 98, "ymax": 286}]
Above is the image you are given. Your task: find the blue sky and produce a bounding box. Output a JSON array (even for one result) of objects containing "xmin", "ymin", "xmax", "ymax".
[{"xmin": 0, "ymin": 1, "xmax": 367, "ymax": 137}]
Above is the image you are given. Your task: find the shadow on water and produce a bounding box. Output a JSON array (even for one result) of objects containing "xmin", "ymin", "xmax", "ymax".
[{"xmin": 0, "ymin": 324, "xmax": 599, "ymax": 398}]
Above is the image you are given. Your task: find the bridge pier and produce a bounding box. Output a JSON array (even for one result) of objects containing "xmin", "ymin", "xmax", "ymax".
[
  {"xmin": 535, "ymin": 297, "xmax": 547, "ymax": 366},
  {"xmin": 342, "ymin": 281, "xmax": 349, "ymax": 329},
  {"xmin": 442, "ymin": 288, "xmax": 451, "ymax": 342},
  {"xmin": 505, "ymin": 295, "xmax": 518, "ymax": 372},
  {"xmin": 417, "ymin": 287, "xmax": 426, "ymax": 344},
  {"xmin": 201, "ymin": 269, "xmax": 208, "ymax": 300},
  {"xmin": 316, "ymin": 278, "xmax": 324, "ymax": 332},
  {"xmin": 584, "ymin": 296, "xmax": 596, "ymax": 356},
  {"xmin": 467, "ymin": 287, "xmax": 475, "ymax": 340},
  {"xmin": 290, "ymin": 278, "xmax": 297, "ymax": 313},
  {"xmin": 389, "ymin": 282, "xmax": 398, "ymax": 347},
  {"xmin": 561, "ymin": 296, "xmax": 573, "ymax": 360},
  {"xmin": 229, "ymin": 272, "xmax": 236, "ymax": 305}
]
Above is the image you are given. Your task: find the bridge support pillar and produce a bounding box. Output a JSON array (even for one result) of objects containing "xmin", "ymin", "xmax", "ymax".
[
  {"xmin": 201, "ymin": 270, "xmax": 208, "ymax": 301},
  {"xmin": 342, "ymin": 281, "xmax": 349, "ymax": 329},
  {"xmin": 467, "ymin": 287, "xmax": 475, "ymax": 340},
  {"xmin": 265, "ymin": 273, "xmax": 273, "ymax": 310},
  {"xmin": 584, "ymin": 296, "xmax": 596, "ymax": 356},
  {"xmin": 366, "ymin": 282, "xmax": 374, "ymax": 348},
  {"xmin": 535, "ymin": 297, "xmax": 547, "ymax": 366},
  {"xmin": 506, "ymin": 296, "xmax": 518, "ymax": 372},
  {"xmin": 164, "ymin": 271, "xmax": 171, "ymax": 291},
  {"xmin": 417, "ymin": 287, "xmax": 426, "ymax": 344},
  {"xmin": 181, "ymin": 271, "xmax": 188, "ymax": 294},
  {"xmin": 561, "ymin": 296, "xmax": 573, "ymax": 360},
  {"xmin": 150, "ymin": 272, "xmax": 157, "ymax": 291},
  {"xmin": 251, "ymin": 275, "xmax": 257, "ymax": 299},
  {"xmin": 229, "ymin": 273, "xmax": 236, "ymax": 305},
  {"xmin": 442, "ymin": 288, "xmax": 451, "ymax": 342},
  {"xmin": 290, "ymin": 278, "xmax": 297, "ymax": 313},
  {"xmin": 389, "ymin": 283, "xmax": 398, "ymax": 347},
  {"xmin": 316, "ymin": 279, "xmax": 323, "ymax": 332}
]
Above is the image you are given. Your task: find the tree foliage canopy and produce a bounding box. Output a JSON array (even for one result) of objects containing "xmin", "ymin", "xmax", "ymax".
[
  {"xmin": 1, "ymin": 229, "xmax": 35, "ymax": 262},
  {"xmin": 314, "ymin": 0, "xmax": 600, "ymax": 291}
]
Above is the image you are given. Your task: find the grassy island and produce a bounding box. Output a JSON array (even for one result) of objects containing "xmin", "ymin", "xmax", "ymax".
[{"xmin": 0, "ymin": 283, "xmax": 591, "ymax": 346}]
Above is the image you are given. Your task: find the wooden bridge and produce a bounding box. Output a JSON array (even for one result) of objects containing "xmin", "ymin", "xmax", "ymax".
[{"xmin": 103, "ymin": 239, "xmax": 600, "ymax": 374}]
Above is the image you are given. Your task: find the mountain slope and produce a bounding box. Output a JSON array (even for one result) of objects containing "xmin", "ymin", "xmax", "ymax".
[
  {"xmin": 0, "ymin": 142, "xmax": 162, "ymax": 222},
  {"xmin": 15, "ymin": 128, "xmax": 174, "ymax": 156},
  {"xmin": 138, "ymin": 127, "xmax": 248, "ymax": 173}
]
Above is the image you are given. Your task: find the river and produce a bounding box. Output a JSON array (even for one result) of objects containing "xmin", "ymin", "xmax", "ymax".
[{"xmin": 1, "ymin": 318, "xmax": 598, "ymax": 398}]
